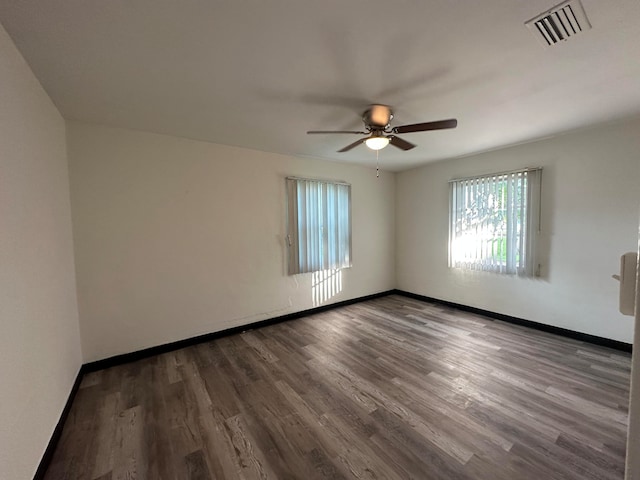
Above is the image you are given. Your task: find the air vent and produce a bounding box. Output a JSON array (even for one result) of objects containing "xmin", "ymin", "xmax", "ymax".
[{"xmin": 526, "ymin": 0, "xmax": 592, "ymax": 47}]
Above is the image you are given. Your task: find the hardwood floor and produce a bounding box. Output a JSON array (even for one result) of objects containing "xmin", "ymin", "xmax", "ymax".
[{"xmin": 44, "ymin": 295, "xmax": 632, "ymax": 479}]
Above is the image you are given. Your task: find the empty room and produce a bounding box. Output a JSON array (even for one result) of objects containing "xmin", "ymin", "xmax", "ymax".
[{"xmin": 2, "ymin": 0, "xmax": 640, "ymax": 479}]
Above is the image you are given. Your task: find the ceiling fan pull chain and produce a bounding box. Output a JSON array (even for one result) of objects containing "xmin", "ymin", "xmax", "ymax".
[{"xmin": 376, "ymin": 150, "xmax": 379, "ymax": 178}]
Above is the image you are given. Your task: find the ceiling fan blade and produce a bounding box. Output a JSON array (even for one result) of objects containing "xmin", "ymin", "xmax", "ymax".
[
  {"xmin": 307, "ymin": 130, "xmax": 367, "ymax": 134},
  {"xmin": 388, "ymin": 136, "xmax": 416, "ymax": 151},
  {"xmin": 338, "ymin": 138, "xmax": 366, "ymax": 152},
  {"xmin": 392, "ymin": 118, "xmax": 457, "ymax": 134}
]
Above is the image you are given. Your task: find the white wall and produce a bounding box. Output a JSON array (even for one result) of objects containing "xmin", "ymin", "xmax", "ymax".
[
  {"xmin": 67, "ymin": 122, "xmax": 396, "ymax": 362},
  {"xmin": 0, "ymin": 24, "xmax": 82, "ymax": 480},
  {"xmin": 397, "ymin": 117, "xmax": 640, "ymax": 343}
]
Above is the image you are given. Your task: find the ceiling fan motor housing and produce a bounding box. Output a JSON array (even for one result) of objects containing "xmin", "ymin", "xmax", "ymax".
[{"xmin": 364, "ymin": 104, "xmax": 393, "ymax": 129}]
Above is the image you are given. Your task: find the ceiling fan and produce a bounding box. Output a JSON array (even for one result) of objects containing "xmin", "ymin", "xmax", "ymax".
[{"xmin": 307, "ymin": 104, "xmax": 457, "ymax": 152}]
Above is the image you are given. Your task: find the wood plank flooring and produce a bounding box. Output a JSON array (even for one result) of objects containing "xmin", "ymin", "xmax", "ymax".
[{"xmin": 43, "ymin": 295, "xmax": 632, "ymax": 479}]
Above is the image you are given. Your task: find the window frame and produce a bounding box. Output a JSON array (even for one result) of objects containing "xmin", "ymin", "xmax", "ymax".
[
  {"xmin": 286, "ymin": 176, "xmax": 352, "ymax": 275},
  {"xmin": 448, "ymin": 167, "xmax": 542, "ymax": 277}
]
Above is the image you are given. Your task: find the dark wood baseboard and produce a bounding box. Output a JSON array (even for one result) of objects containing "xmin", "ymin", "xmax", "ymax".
[
  {"xmin": 392, "ymin": 289, "xmax": 633, "ymax": 353},
  {"xmin": 33, "ymin": 365, "xmax": 86, "ymax": 480},
  {"xmin": 83, "ymin": 290, "xmax": 396, "ymax": 373}
]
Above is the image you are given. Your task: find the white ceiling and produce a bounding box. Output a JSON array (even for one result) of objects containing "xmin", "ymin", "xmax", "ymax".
[{"xmin": 1, "ymin": 0, "xmax": 640, "ymax": 171}]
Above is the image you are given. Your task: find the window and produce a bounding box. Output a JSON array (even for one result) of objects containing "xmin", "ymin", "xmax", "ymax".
[
  {"xmin": 449, "ymin": 168, "xmax": 542, "ymax": 276},
  {"xmin": 286, "ymin": 177, "xmax": 352, "ymax": 275}
]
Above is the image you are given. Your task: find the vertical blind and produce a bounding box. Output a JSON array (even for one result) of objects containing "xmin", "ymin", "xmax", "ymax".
[
  {"xmin": 286, "ymin": 177, "xmax": 352, "ymax": 275},
  {"xmin": 449, "ymin": 168, "xmax": 542, "ymax": 276}
]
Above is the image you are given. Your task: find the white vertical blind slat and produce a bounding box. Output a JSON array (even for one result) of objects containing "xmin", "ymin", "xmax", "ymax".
[
  {"xmin": 518, "ymin": 173, "xmax": 526, "ymax": 274},
  {"xmin": 506, "ymin": 173, "xmax": 514, "ymax": 272}
]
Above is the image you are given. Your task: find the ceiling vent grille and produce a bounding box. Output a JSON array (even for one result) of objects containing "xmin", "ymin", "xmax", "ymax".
[{"xmin": 526, "ymin": 0, "xmax": 592, "ymax": 47}]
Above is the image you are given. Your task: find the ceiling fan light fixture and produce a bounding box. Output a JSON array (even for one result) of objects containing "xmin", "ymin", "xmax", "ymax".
[{"xmin": 365, "ymin": 136, "xmax": 390, "ymax": 151}]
